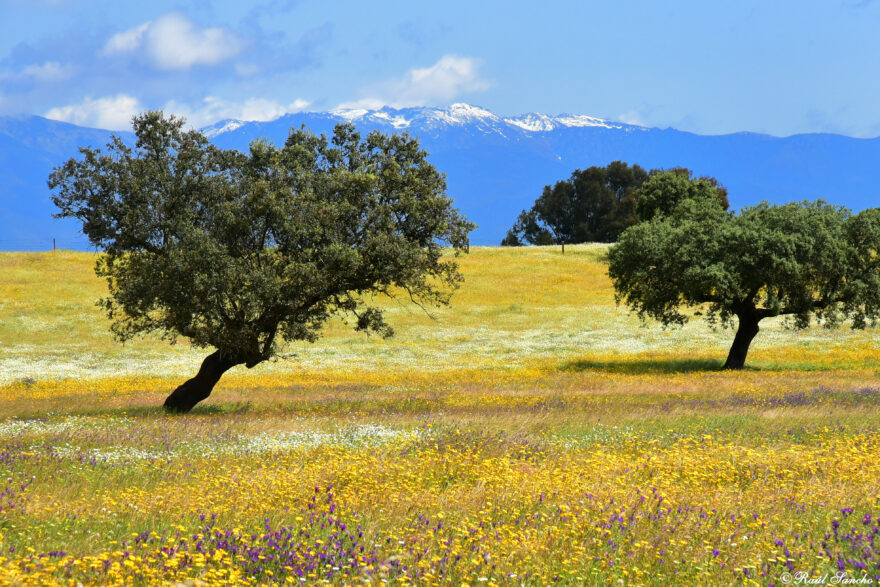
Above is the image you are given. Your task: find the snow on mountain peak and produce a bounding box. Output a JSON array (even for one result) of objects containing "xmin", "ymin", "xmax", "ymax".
[
  {"xmin": 368, "ymin": 110, "xmax": 411, "ymax": 128},
  {"xmin": 201, "ymin": 119, "xmax": 245, "ymax": 138},
  {"xmin": 200, "ymin": 103, "xmax": 642, "ymax": 138},
  {"xmin": 504, "ymin": 113, "xmax": 557, "ymax": 132},
  {"xmin": 423, "ymin": 103, "xmax": 501, "ymax": 126},
  {"xmin": 330, "ymin": 107, "xmax": 370, "ymax": 121},
  {"xmin": 447, "ymin": 103, "xmax": 499, "ymax": 120},
  {"xmin": 554, "ymin": 114, "xmax": 622, "ymax": 130},
  {"xmin": 504, "ymin": 112, "xmax": 625, "ymax": 132}
]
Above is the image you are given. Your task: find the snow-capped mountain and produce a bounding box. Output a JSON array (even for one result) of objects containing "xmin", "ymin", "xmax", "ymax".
[
  {"xmin": 205, "ymin": 103, "xmax": 633, "ymax": 138},
  {"xmin": 3, "ymin": 104, "xmax": 880, "ymax": 250},
  {"xmin": 504, "ymin": 112, "xmax": 627, "ymax": 132},
  {"xmin": 201, "ymin": 119, "xmax": 246, "ymax": 138},
  {"xmin": 328, "ymin": 103, "xmax": 503, "ymax": 129}
]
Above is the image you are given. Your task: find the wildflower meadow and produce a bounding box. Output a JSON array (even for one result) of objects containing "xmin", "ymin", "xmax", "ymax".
[{"xmin": 1, "ymin": 245, "xmax": 878, "ymax": 585}]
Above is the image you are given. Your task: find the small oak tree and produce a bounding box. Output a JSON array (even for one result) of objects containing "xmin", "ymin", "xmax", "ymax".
[
  {"xmin": 608, "ymin": 194, "xmax": 880, "ymax": 369},
  {"xmin": 50, "ymin": 112, "xmax": 474, "ymax": 411}
]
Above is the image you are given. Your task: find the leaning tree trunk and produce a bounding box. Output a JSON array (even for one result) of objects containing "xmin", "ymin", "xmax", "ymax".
[
  {"xmin": 163, "ymin": 351, "xmax": 238, "ymax": 413},
  {"xmin": 723, "ymin": 311, "xmax": 761, "ymax": 370}
]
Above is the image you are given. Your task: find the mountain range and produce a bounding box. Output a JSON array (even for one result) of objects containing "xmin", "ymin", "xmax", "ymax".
[{"xmin": 2, "ymin": 103, "xmax": 880, "ymax": 250}]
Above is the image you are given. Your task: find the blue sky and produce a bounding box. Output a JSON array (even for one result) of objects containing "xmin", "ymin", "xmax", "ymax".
[{"xmin": 1, "ymin": 0, "xmax": 879, "ymax": 136}]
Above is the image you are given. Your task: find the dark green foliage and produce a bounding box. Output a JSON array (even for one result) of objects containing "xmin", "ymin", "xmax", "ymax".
[
  {"xmin": 503, "ymin": 164, "xmax": 730, "ymax": 248},
  {"xmin": 499, "ymin": 229, "xmax": 523, "ymax": 247},
  {"xmin": 506, "ymin": 162, "xmax": 717, "ymax": 247},
  {"xmin": 50, "ymin": 111, "xmax": 475, "ymax": 372},
  {"xmin": 503, "ymin": 161, "xmax": 650, "ymax": 247},
  {"xmin": 608, "ymin": 195, "xmax": 880, "ymax": 369},
  {"xmin": 635, "ymin": 167, "xmax": 729, "ymax": 221},
  {"xmin": 504, "ymin": 209, "xmax": 554, "ymax": 247},
  {"xmin": 843, "ymin": 207, "xmax": 880, "ymax": 328}
]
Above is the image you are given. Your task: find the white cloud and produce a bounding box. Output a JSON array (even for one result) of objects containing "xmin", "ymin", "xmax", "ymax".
[
  {"xmin": 148, "ymin": 14, "xmax": 242, "ymax": 70},
  {"xmin": 22, "ymin": 61, "xmax": 73, "ymax": 81},
  {"xmin": 0, "ymin": 61, "xmax": 74, "ymax": 83},
  {"xmin": 43, "ymin": 94, "xmax": 311, "ymax": 131},
  {"xmin": 99, "ymin": 13, "xmax": 242, "ymax": 70},
  {"xmin": 45, "ymin": 94, "xmax": 143, "ymax": 130},
  {"xmin": 164, "ymin": 96, "xmax": 311, "ymax": 128},
  {"xmin": 339, "ymin": 55, "xmax": 489, "ymax": 110},
  {"xmin": 101, "ymin": 22, "xmax": 150, "ymax": 56}
]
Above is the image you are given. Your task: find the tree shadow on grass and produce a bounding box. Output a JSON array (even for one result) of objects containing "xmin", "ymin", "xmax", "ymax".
[
  {"xmin": 187, "ymin": 401, "xmax": 253, "ymax": 415},
  {"xmin": 559, "ymin": 357, "xmax": 730, "ymax": 375},
  {"xmin": 108, "ymin": 401, "xmax": 254, "ymax": 417}
]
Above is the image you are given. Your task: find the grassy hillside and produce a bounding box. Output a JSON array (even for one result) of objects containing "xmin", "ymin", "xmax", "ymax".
[
  {"xmin": 2, "ymin": 246, "xmax": 879, "ymax": 412},
  {"xmin": 0, "ymin": 246, "xmax": 878, "ymax": 584}
]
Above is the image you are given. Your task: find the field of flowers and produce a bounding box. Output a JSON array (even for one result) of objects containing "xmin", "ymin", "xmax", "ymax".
[{"xmin": 1, "ymin": 246, "xmax": 879, "ymax": 585}]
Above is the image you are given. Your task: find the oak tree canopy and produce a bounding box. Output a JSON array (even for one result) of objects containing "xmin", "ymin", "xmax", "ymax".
[
  {"xmin": 50, "ymin": 112, "xmax": 474, "ymax": 411},
  {"xmin": 608, "ymin": 191, "xmax": 880, "ymax": 369}
]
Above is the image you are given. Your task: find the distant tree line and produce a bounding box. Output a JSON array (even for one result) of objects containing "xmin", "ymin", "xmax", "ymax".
[{"xmin": 501, "ymin": 162, "xmax": 729, "ymax": 250}]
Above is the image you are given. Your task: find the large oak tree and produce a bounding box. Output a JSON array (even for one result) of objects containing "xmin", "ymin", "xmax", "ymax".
[
  {"xmin": 50, "ymin": 112, "xmax": 474, "ymax": 411},
  {"xmin": 607, "ymin": 194, "xmax": 880, "ymax": 369}
]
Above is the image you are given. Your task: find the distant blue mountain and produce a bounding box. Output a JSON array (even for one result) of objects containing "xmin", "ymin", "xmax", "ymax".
[
  {"xmin": 3, "ymin": 104, "xmax": 880, "ymax": 250},
  {"xmin": 0, "ymin": 116, "xmax": 133, "ymax": 250}
]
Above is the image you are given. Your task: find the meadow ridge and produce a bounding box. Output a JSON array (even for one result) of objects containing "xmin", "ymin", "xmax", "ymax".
[{"xmin": 0, "ymin": 245, "xmax": 879, "ymax": 585}]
